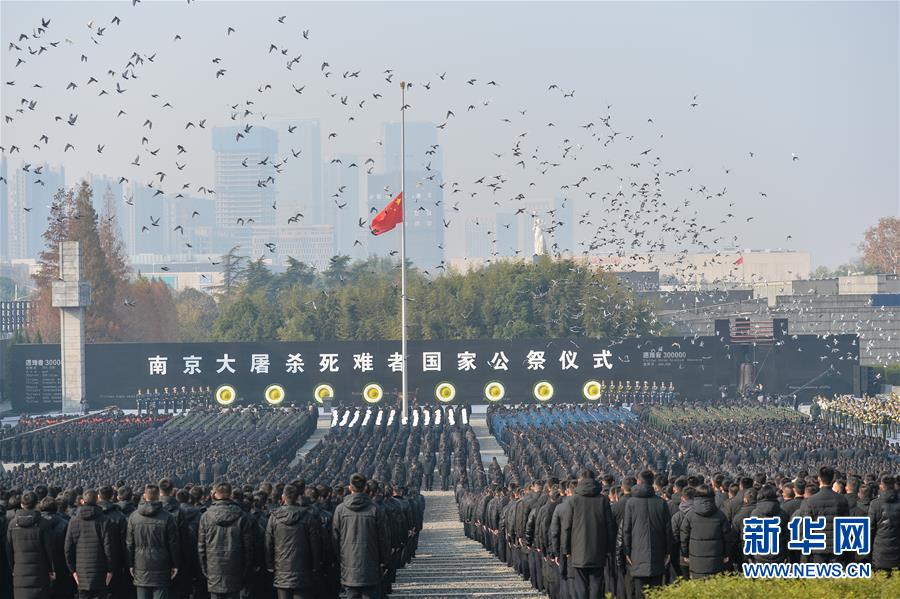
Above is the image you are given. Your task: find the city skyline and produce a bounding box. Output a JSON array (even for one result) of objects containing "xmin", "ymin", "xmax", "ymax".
[{"xmin": 1, "ymin": 1, "xmax": 897, "ymax": 272}]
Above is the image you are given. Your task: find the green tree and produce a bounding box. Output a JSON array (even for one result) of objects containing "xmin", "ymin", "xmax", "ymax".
[
  {"xmin": 175, "ymin": 288, "xmax": 220, "ymax": 342},
  {"xmin": 212, "ymin": 290, "xmax": 282, "ymax": 341},
  {"xmin": 218, "ymin": 245, "xmax": 247, "ymax": 295},
  {"xmin": 324, "ymin": 254, "xmax": 352, "ymax": 287},
  {"xmin": 0, "ymin": 276, "xmax": 17, "ymax": 301}
]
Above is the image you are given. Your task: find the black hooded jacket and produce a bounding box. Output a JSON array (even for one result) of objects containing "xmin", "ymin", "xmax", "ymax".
[
  {"xmin": 98, "ymin": 500, "xmax": 128, "ymax": 575},
  {"xmin": 64, "ymin": 505, "xmax": 114, "ymax": 591},
  {"xmin": 565, "ymin": 478, "xmax": 616, "ymax": 568},
  {"xmin": 332, "ymin": 492, "xmax": 390, "ymax": 588},
  {"xmin": 621, "ymin": 484, "xmax": 673, "ymax": 577},
  {"xmin": 679, "ymin": 495, "xmax": 731, "ymax": 576},
  {"xmin": 869, "ymin": 489, "xmax": 900, "ymax": 570},
  {"xmin": 6, "ymin": 509, "xmax": 54, "ymax": 595},
  {"xmin": 748, "ymin": 499, "xmax": 788, "ymax": 563},
  {"xmin": 197, "ymin": 499, "xmax": 254, "ymax": 594},
  {"xmin": 127, "ymin": 501, "xmax": 179, "ymax": 588},
  {"xmin": 265, "ymin": 498, "xmax": 324, "ymax": 589}
]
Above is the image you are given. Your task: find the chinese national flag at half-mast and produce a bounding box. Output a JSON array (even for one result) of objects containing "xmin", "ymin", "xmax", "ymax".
[{"xmin": 370, "ymin": 192, "xmax": 403, "ymax": 235}]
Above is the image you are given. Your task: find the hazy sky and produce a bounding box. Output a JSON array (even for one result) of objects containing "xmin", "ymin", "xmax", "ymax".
[{"xmin": 2, "ymin": 1, "xmax": 897, "ymax": 267}]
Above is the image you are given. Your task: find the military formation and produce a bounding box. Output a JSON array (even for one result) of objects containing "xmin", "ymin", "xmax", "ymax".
[
  {"xmin": 814, "ymin": 393, "xmax": 900, "ymax": 440},
  {"xmin": 135, "ymin": 388, "xmax": 213, "ymax": 416},
  {"xmin": 0, "ymin": 413, "xmax": 169, "ymax": 464},
  {"xmin": 460, "ymin": 405, "xmax": 900, "ymax": 599}
]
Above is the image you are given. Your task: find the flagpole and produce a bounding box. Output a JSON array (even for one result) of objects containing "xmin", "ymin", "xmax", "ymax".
[{"xmin": 400, "ymin": 80, "xmax": 409, "ymax": 424}]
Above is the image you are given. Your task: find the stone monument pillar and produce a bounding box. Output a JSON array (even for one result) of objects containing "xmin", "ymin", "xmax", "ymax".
[{"xmin": 51, "ymin": 242, "xmax": 91, "ymax": 413}]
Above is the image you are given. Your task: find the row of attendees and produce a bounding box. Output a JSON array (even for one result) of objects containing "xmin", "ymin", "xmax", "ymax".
[
  {"xmin": 490, "ymin": 404, "xmax": 898, "ymax": 487},
  {"xmin": 461, "ymin": 465, "xmax": 900, "ymax": 599},
  {"xmin": 0, "ymin": 406, "xmax": 318, "ymax": 490},
  {"xmin": 2, "ymin": 473, "xmax": 422, "ymax": 599},
  {"xmin": 289, "ymin": 405, "xmax": 487, "ymax": 492},
  {"xmin": 1, "ymin": 413, "xmax": 171, "ymax": 465}
]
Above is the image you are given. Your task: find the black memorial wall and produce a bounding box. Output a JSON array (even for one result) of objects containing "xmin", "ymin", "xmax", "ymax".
[{"xmin": 8, "ymin": 334, "xmax": 858, "ymax": 413}]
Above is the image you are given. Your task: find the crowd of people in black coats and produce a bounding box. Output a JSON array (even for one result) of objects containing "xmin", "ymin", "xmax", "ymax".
[
  {"xmin": 0, "ymin": 413, "xmax": 170, "ymax": 464},
  {"xmin": 2, "ymin": 474, "xmax": 423, "ymax": 599},
  {"xmin": 0, "ymin": 402, "xmax": 500, "ymax": 599},
  {"xmin": 458, "ymin": 403, "xmax": 900, "ymax": 599},
  {"xmin": 0, "ymin": 407, "xmax": 317, "ymax": 490}
]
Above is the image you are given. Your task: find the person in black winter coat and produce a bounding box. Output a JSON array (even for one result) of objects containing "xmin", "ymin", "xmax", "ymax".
[
  {"xmin": 126, "ymin": 484, "xmax": 179, "ymax": 599},
  {"xmin": 794, "ymin": 466, "xmax": 849, "ymax": 563},
  {"xmin": 748, "ymin": 484, "xmax": 788, "ymax": 563},
  {"xmin": 621, "ymin": 471, "xmax": 673, "ymax": 598},
  {"xmin": 563, "ymin": 469, "xmax": 616, "ymax": 599},
  {"xmin": 265, "ymin": 483, "xmax": 324, "ymax": 599},
  {"xmin": 6, "ymin": 492, "xmax": 55, "ymax": 599},
  {"xmin": 197, "ymin": 483, "xmax": 255, "ymax": 599},
  {"xmin": 97, "ymin": 485, "xmax": 129, "ymax": 597},
  {"xmin": 64, "ymin": 490, "xmax": 113, "ymax": 598},
  {"xmin": 37, "ymin": 497, "xmax": 75, "ymax": 599},
  {"xmin": 680, "ymin": 484, "xmax": 731, "ymax": 579},
  {"xmin": 868, "ymin": 475, "xmax": 900, "ymax": 572},
  {"xmin": 332, "ymin": 473, "xmax": 390, "ymax": 599},
  {"xmin": 158, "ymin": 479, "xmax": 190, "ymax": 599}
]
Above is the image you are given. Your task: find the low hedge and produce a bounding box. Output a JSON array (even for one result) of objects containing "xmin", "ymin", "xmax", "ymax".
[{"xmin": 644, "ymin": 572, "xmax": 900, "ymax": 598}]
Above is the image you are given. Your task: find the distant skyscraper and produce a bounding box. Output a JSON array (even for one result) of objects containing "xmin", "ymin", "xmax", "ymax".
[
  {"xmin": 277, "ymin": 119, "xmax": 322, "ymax": 225},
  {"xmin": 251, "ymin": 225, "xmax": 334, "ymax": 271},
  {"xmin": 367, "ymin": 170, "xmax": 444, "ymax": 271},
  {"xmin": 212, "ymin": 125, "xmax": 278, "ymax": 253},
  {"xmin": 163, "ymin": 195, "xmax": 215, "ymax": 257},
  {"xmin": 0, "ymin": 156, "xmax": 7, "ymax": 264},
  {"xmin": 128, "ymin": 181, "xmax": 168, "ymax": 257},
  {"xmin": 11, "ymin": 163, "xmax": 65, "ymax": 260},
  {"xmin": 464, "ymin": 213, "xmax": 519, "ymax": 259},
  {"xmin": 322, "ymin": 154, "xmax": 363, "ymax": 258},
  {"xmin": 86, "ymin": 174, "xmax": 124, "ymax": 220},
  {"xmin": 383, "ymin": 122, "xmax": 442, "ymax": 173}
]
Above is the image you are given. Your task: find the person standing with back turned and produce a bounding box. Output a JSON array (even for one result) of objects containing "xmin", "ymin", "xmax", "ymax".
[{"xmin": 332, "ymin": 474, "xmax": 390, "ymax": 599}]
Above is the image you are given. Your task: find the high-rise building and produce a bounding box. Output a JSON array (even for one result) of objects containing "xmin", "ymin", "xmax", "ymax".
[
  {"xmin": 86, "ymin": 174, "xmax": 124, "ymax": 219},
  {"xmin": 250, "ymin": 225, "xmax": 335, "ymax": 272},
  {"xmin": 10, "ymin": 163, "xmax": 65, "ymax": 260},
  {"xmin": 367, "ymin": 171, "xmax": 444, "ymax": 272},
  {"xmin": 322, "ymin": 154, "xmax": 364, "ymax": 258},
  {"xmin": 0, "ymin": 156, "xmax": 7, "ymax": 264},
  {"xmin": 163, "ymin": 195, "xmax": 215, "ymax": 257},
  {"xmin": 128, "ymin": 181, "xmax": 168, "ymax": 257},
  {"xmin": 383, "ymin": 122, "xmax": 442, "ymax": 174},
  {"xmin": 464, "ymin": 213, "xmax": 519, "ymax": 259},
  {"xmin": 277, "ymin": 119, "xmax": 322, "ymax": 225},
  {"xmin": 212, "ymin": 125, "xmax": 278, "ymax": 253}
]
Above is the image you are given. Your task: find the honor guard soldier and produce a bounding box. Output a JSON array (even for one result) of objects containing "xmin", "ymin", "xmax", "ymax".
[
  {"xmin": 616, "ymin": 380, "xmax": 624, "ymax": 404},
  {"xmin": 136, "ymin": 388, "xmax": 144, "ymax": 415},
  {"xmin": 651, "ymin": 381, "xmax": 660, "ymax": 404},
  {"xmin": 179, "ymin": 386, "xmax": 188, "ymax": 413},
  {"xmin": 600, "ymin": 380, "xmax": 609, "ymax": 405},
  {"xmin": 625, "ymin": 380, "xmax": 633, "ymax": 403},
  {"xmin": 642, "ymin": 380, "xmax": 650, "ymax": 403},
  {"xmin": 151, "ymin": 387, "xmax": 161, "ymax": 415},
  {"xmin": 669, "ymin": 382, "xmax": 678, "ymax": 403}
]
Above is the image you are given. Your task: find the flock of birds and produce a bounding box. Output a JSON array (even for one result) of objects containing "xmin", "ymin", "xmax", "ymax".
[{"xmin": 1, "ymin": 3, "xmax": 888, "ymax": 367}]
